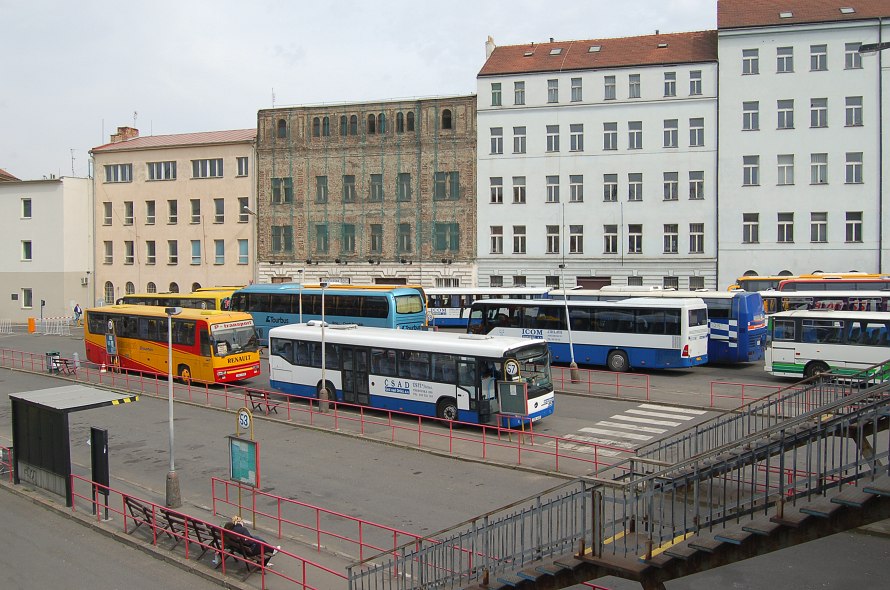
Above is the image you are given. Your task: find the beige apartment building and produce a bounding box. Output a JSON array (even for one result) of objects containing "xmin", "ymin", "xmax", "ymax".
[
  {"xmin": 90, "ymin": 127, "xmax": 256, "ymax": 303},
  {"xmin": 255, "ymin": 96, "xmax": 477, "ymax": 287}
]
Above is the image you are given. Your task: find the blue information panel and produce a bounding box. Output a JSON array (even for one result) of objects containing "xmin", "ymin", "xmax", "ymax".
[{"xmin": 227, "ymin": 436, "xmax": 259, "ymax": 487}]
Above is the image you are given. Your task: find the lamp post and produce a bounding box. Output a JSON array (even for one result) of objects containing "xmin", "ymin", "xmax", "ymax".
[
  {"xmin": 242, "ymin": 205, "xmax": 258, "ymax": 284},
  {"xmin": 560, "ymin": 203, "xmax": 580, "ymax": 383},
  {"xmin": 164, "ymin": 306, "xmax": 183, "ymax": 508},
  {"xmin": 297, "ymin": 267, "xmax": 305, "ymax": 323},
  {"xmin": 319, "ymin": 281, "xmax": 329, "ymax": 412}
]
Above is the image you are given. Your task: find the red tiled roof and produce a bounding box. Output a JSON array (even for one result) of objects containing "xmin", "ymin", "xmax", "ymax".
[
  {"xmin": 478, "ymin": 30, "xmax": 717, "ymax": 77},
  {"xmin": 92, "ymin": 129, "xmax": 256, "ymax": 152},
  {"xmin": 718, "ymin": 0, "xmax": 890, "ymax": 29},
  {"xmin": 0, "ymin": 168, "xmax": 20, "ymax": 182}
]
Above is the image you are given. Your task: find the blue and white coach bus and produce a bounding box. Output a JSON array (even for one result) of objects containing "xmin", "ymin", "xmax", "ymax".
[
  {"xmin": 427, "ymin": 287, "xmax": 552, "ymax": 328},
  {"xmin": 268, "ymin": 322, "xmax": 555, "ymax": 426},
  {"xmin": 467, "ymin": 298, "xmax": 709, "ymax": 372}
]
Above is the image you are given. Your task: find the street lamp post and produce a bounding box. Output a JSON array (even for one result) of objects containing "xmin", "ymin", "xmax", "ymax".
[
  {"xmin": 319, "ymin": 281, "xmax": 329, "ymax": 412},
  {"xmin": 298, "ymin": 268, "xmax": 305, "ymax": 323},
  {"xmin": 560, "ymin": 203, "xmax": 580, "ymax": 383},
  {"xmin": 164, "ymin": 306, "xmax": 183, "ymax": 508},
  {"xmin": 242, "ymin": 205, "xmax": 258, "ymax": 284}
]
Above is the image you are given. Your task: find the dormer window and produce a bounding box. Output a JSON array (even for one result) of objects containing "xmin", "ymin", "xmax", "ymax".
[
  {"xmin": 549, "ymin": 48, "xmax": 562, "ymax": 55},
  {"xmin": 840, "ymin": 7, "xmax": 855, "ymax": 14},
  {"xmin": 657, "ymin": 43, "xmax": 668, "ymax": 48},
  {"xmin": 779, "ymin": 11, "xmax": 793, "ymax": 18},
  {"xmin": 588, "ymin": 45, "xmax": 601, "ymax": 52}
]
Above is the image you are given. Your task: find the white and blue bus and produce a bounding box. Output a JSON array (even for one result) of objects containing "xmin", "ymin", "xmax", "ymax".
[
  {"xmin": 268, "ymin": 322, "xmax": 555, "ymax": 426},
  {"xmin": 230, "ymin": 284, "xmax": 428, "ymax": 344},
  {"xmin": 467, "ymin": 298, "xmax": 709, "ymax": 372},
  {"xmin": 427, "ymin": 287, "xmax": 552, "ymax": 328},
  {"xmin": 549, "ymin": 287, "xmax": 766, "ymax": 364}
]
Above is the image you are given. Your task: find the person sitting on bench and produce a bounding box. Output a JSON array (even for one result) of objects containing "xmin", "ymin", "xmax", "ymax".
[{"xmin": 220, "ymin": 516, "xmax": 280, "ymax": 566}]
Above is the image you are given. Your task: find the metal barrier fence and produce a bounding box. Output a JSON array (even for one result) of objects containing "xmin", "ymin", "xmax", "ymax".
[
  {"xmin": 39, "ymin": 317, "xmax": 73, "ymax": 336},
  {"xmin": 0, "ymin": 445, "xmax": 12, "ymax": 483},
  {"xmin": 0, "ymin": 319, "xmax": 13, "ymax": 334}
]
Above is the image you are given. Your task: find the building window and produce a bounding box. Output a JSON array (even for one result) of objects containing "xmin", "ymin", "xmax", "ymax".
[
  {"xmin": 274, "ymin": 225, "xmax": 295, "ymax": 253},
  {"xmin": 21, "ymin": 288, "xmax": 33, "ymax": 308},
  {"xmin": 663, "ymin": 172, "xmax": 678, "ymax": 201},
  {"xmin": 190, "ymin": 199, "xmax": 201, "ymax": 224},
  {"xmin": 689, "ymin": 223, "xmax": 704, "ymax": 254},
  {"xmin": 845, "ymin": 42, "xmax": 862, "ymax": 69},
  {"xmin": 689, "ymin": 171, "xmax": 704, "ymax": 200},
  {"xmin": 778, "ymin": 154, "xmax": 795, "ymax": 185},
  {"xmin": 663, "ymin": 119, "xmax": 678, "ymax": 148},
  {"xmin": 810, "ymin": 44, "xmax": 827, "ymax": 71},
  {"xmin": 514, "ymin": 81, "xmax": 525, "ymax": 105},
  {"xmin": 191, "ymin": 158, "xmax": 223, "ymax": 178},
  {"xmin": 512, "ymin": 126, "xmax": 527, "ymax": 153},
  {"xmin": 778, "ymin": 212, "xmax": 794, "ymax": 243},
  {"xmin": 21, "ymin": 198, "xmax": 31, "ymax": 219},
  {"xmin": 546, "ymin": 275, "xmax": 560, "ymax": 289},
  {"xmin": 103, "ymin": 202, "xmax": 112, "ymax": 225},
  {"xmin": 603, "ymin": 122, "xmax": 618, "ymax": 150},
  {"xmin": 146, "ymin": 200, "xmax": 156, "ymax": 225},
  {"xmin": 689, "ymin": 118, "xmax": 704, "ymax": 147},
  {"xmin": 441, "ymin": 109, "xmax": 453, "ymax": 130},
  {"xmin": 397, "ymin": 172, "xmax": 412, "ymax": 201},
  {"xmin": 167, "ymin": 200, "xmax": 178, "ymax": 224},
  {"xmin": 568, "ymin": 225, "xmax": 583, "ymax": 253},
  {"xmin": 743, "ymin": 101, "xmax": 759, "ymax": 131},
  {"xmin": 146, "ymin": 241, "xmax": 156, "ymax": 265},
  {"xmin": 491, "ymin": 82, "xmax": 502, "ymax": 106},
  {"xmin": 490, "ymin": 226, "xmax": 503, "ymax": 254},
  {"xmin": 237, "ymin": 157, "xmax": 249, "ymax": 177},
  {"xmin": 398, "ymin": 223, "xmax": 412, "ymax": 252},
  {"xmin": 433, "ymin": 171, "xmax": 460, "ymax": 200},
  {"xmin": 742, "ymin": 49, "xmax": 759, "ymax": 75},
  {"xmin": 604, "ymin": 75, "xmax": 616, "ymax": 100},
  {"xmin": 490, "ymin": 127, "xmax": 503, "ymax": 154},
  {"xmin": 570, "ymin": 124, "xmax": 584, "ymax": 151},
  {"xmin": 169, "ymin": 283, "xmax": 179, "ymax": 293},
  {"xmin": 22, "ymin": 240, "xmax": 32, "ymax": 261},
  {"xmin": 167, "ymin": 240, "xmax": 178, "ymax": 265},
  {"xmin": 370, "ymin": 224, "xmax": 383, "ymax": 254},
  {"xmin": 664, "ymin": 72, "xmax": 676, "ymax": 97},
  {"xmin": 546, "ymin": 176, "xmax": 560, "ymax": 203},
  {"xmin": 342, "ymin": 175, "xmax": 356, "ymax": 202},
  {"xmin": 513, "ymin": 276, "xmax": 527, "ymax": 288},
  {"xmin": 811, "ymin": 153, "xmax": 828, "ymax": 184},
  {"xmin": 395, "ymin": 112, "xmax": 404, "ymax": 133},
  {"xmin": 487, "ymin": 177, "xmax": 503, "ymax": 204},
  {"xmin": 689, "ymin": 276, "xmax": 705, "ymax": 289},
  {"xmin": 810, "ymin": 212, "xmax": 828, "ymax": 243},
  {"xmin": 846, "ymin": 212, "xmax": 863, "ymax": 242},
  {"xmin": 603, "ymin": 174, "xmax": 618, "ymax": 202},
  {"xmin": 663, "ymin": 224, "xmax": 678, "ymax": 253},
  {"xmin": 743, "ymin": 213, "xmax": 759, "ymax": 243},
  {"xmin": 191, "ymin": 240, "xmax": 202, "ymax": 265},
  {"xmin": 689, "ymin": 70, "xmax": 702, "ymax": 95},
  {"xmin": 604, "ymin": 225, "xmax": 618, "ymax": 254},
  {"xmin": 210, "ymin": 239, "xmax": 224, "ymax": 264},
  {"xmin": 238, "ymin": 239, "xmax": 248, "ymax": 264},
  {"xmin": 104, "ymin": 163, "xmax": 132, "ymax": 183},
  {"xmin": 405, "ymin": 112, "xmax": 414, "ymax": 132},
  {"xmin": 490, "ymin": 275, "xmax": 504, "ymax": 287},
  {"xmin": 238, "ymin": 197, "xmax": 248, "ymax": 222},
  {"xmin": 512, "ymin": 176, "xmax": 526, "ymax": 204},
  {"xmin": 147, "ymin": 282, "xmax": 157, "ymax": 294},
  {"xmin": 628, "ymin": 224, "xmax": 643, "ymax": 254},
  {"xmin": 663, "ymin": 276, "xmax": 680, "ymax": 290},
  {"xmin": 369, "ymin": 174, "xmax": 384, "ymax": 202},
  {"xmin": 810, "ymin": 98, "xmax": 828, "ymax": 128},
  {"xmin": 272, "ymin": 177, "xmax": 294, "ymax": 203},
  {"xmin": 743, "ymin": 155, "xmax": 760, "ymax": 186},
  {"xmin": 628, "ymin": 74, "xmax": 641, "ymax": 98},
  {"xmin": 571, "ymin": 77, "xmax": 582, "ymax": 102},
  {"xmin": 628, "ymin": 173, "xmax": 643, "ymax": 201},
  {"xmin": 102, "ymin": 241, "xmax": 112, "ymax": 264},
  {"xmin": 628, "ymin": 121, "xmax": 642, "ymax": 149},
  {"xmin": 277, "ymin": 119, "xmax": 288, "ymax": 138},
  {"xmin": 316, "ymin": 176, "xmax": 328, "ymax": 203},
  {"xmin": 846, "ymin": 96, "xmax": 863, "ymax": 126},
  {"xmin": 846, "ymin": 152, "xmax": 863, "ymax": 184},
  {"xmin": 777, "ymin": 46, "xmax": 794, "ymax": 73},
  {"xmin": 148, "ymin": 161, "xmax": 176, "ymax": 181},
  {"xmin": 214, "ymin": 198, "xmax": 224, "ymax": 223},
  {"xmin": 546, "ymin": 125, "xmax": 560, "ymax": 152},
  {"xmin": 342, "ymin": 224, "xmax": 356, "ymax": 253},
  {"xmin": 546, "ymin": 225, "xmax": 560, "ymax": 254},
  {"xmin": 569, "ymin": 175, "xmax": 583, "ymax": 202},
  {"xmin": 512, "ymin": 226, "xmax": 526, "ymax": 254},
  {"xmin": 777, "ymin": 99, "xmax": 794, "ymax": 129},
  {"xmin": 547, "ymin": 79, "xmax": 559, "ymax": 103}
]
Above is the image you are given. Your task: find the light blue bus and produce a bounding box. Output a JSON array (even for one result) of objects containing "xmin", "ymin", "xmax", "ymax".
[{"xmin": 230, "ymin": 284, "xmax": 427, "ymax": 344}]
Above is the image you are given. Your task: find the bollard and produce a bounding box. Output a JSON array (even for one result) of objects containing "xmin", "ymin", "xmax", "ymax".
[
  {"xmin": 27, "ymin": 317, "xmax": 36, "ymax": 333},
  {"xmin": 73, "ymin": 352, "xmax": 81, "ymax": 369}
]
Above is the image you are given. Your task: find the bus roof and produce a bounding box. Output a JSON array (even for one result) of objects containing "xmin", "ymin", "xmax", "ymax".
[
  {"xmin": 770, "ymin": 309, "xmax": 890, "ymax": 321},
  {"xmin": 427, "ymin": 287, "xmax": 552, "ymax": 295},
  {"xmin": 474, "ymin": 297, "xmax": 707, "ymax": 309},
  {"xmin": 760, "ymin": 290, "xmax": 890, "ymax": 298},
  {"xmin": 269, "ymin": 323, "xmax": 545, "ymax": 356},
  {"xmin": 550, "ymin": 288, "xmax": 744, "ymax": 301},
  {"xmin": 234, "ymin": 283, "xmax": 422, "ymax": 294},
  {"xmin": 88, "ymin": 304, "xmax": 253, "ymax": 322}
]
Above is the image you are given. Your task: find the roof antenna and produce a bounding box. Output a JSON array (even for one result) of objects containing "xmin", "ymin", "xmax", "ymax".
[
  {"xmin": 70, "ymin": 149, "xmax": 76, "ymax": 175},
  {"xmin": 133, "ymin": 110, "xmax": 138, "ymax": 128},
  {"xmin": 272, "ymin": 88, "xmax": 276, "ymax": 108}
]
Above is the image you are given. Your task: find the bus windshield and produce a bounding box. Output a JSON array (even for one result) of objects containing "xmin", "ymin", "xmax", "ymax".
[
  {"xmin": 395, "ymin": 294, "xmax": 425, "ymax": 314},
  {"xmin": 212, "ymin": 326, "xmax": 259, "ymax": 357},
  {"xmin": 512, "ymin": 343, "xmax": 552, "ymax": 394}
]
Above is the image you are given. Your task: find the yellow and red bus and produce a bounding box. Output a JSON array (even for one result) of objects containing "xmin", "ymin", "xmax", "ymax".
[
  {"xmin": 118, "ymin": 286, "xmax": 243, "ymax": 311},
  {"xmin": 84, "ymin": 305, "xmax": 260, "ymax": 383},
  {"xmin": 730, "ymin": 273, "xmax": 884, "ymax": 292}
]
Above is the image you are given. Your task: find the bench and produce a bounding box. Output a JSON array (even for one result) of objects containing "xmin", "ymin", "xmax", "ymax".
[
  {"xmin": 218, "ymin": 529, "xmax": 274, "ymax": 578},
  {"xmin": 123, "ymin": 495, "xmax": 156, "ymax": 536},
  {"xmin": 158, "ymin": 507, "xmax": 187, "ymax": 549},
  {"xmin": 51, "ymin": 357, "xmax": 77, "ymax": 375},
  {"xmin": 246, "ymin": 388, "xmax": 280, "ymax": 415},
  {"xmin": 189, "ymin": 520, "xmax": 223, "ymax": 562}
]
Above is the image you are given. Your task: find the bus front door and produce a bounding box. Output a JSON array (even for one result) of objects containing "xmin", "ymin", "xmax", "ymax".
[{"xmin": 341, "ymin": 347, "xmax": 370, "ymax": 406}]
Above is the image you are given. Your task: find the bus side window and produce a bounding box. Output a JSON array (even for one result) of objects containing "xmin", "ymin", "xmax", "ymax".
[
  {"xmin": 774, "ymin": 319, "xmax": 795, "ymax": 341},
  {"xmin": 271, "ymin": 338, "xmax": 293, "ymax": 363},
  {"xmin": 199, "ymin": 328, "xmax": 211, "ymax": 356}
]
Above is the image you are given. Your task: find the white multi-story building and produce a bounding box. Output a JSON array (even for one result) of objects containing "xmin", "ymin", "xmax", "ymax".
[
  {"xmin": 0, "ymin": 176, "xmax": 93, "ymax": 321},
  {"xmin": 476, "ymin": 31, "xmax": 718, "ymax": 289},
  {"xmin": 716, "ymin": 0, "xmax": 890, "ymax": 288}
]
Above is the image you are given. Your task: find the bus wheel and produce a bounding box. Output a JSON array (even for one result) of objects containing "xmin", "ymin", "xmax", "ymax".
[
  {"xmin": 607, "ymin": 351, "xmax": 629, "ymax": 372},
  {"xmin": 804, "ymin": 361, "xmax": 829, "ymax": 379},
  {"xmin": 437, "ymin": 398, "xmax": 458, "ymax": 421},
  {"xmin": 178, "ymin": 365, "xmax": 191, "ymax": 384},
  {"xmin": 317, "ymin": 380, "xmax": 335, "ymax": 398}
]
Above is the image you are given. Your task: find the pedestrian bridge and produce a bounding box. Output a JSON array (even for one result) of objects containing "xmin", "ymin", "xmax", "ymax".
[{"xmin": 347, "ymin": 362, "xmax": 890, "ymax": 590}]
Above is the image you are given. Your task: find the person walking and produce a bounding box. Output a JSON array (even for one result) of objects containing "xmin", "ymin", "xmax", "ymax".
[{"xmin": 73, "ymin": 303, "xmax": 82, "ymax": 325}]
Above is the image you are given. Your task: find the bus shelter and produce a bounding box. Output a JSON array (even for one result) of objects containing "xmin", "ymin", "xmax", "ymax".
[{"xmin": 9, "ymin": 385, "xmax": 138, "ymax": 506}]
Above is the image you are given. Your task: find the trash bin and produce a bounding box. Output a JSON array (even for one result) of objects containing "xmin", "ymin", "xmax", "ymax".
[
  {"xmin": 46, "ymin": 351, "xmax": 60, "ymax": 373},
  {"xmin": 27, "ymin": 317, "xmax": 36, "ymax": 333}
]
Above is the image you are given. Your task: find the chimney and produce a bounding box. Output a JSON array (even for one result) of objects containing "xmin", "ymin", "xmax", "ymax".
[
  {"xmin": 110, "ymin": 126, "xmax": 139, "ymax": 143},
  {"xmin": 549, "ymin": 37, "xmax": 554, "ymax": 43},
  {"xmin": 485, "ymin": 35, "xmax": 496, "ymax": 59}
]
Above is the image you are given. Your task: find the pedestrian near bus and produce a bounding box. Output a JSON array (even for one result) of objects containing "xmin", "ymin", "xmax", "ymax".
[{"xmin": 73, "ymin": 303, "xmax": 82, "ymax": 325}]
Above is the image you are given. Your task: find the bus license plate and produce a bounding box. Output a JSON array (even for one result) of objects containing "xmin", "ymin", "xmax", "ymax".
[{"xmin": 235, "ymin": 372, "xmax": 246, "ymax": 378}]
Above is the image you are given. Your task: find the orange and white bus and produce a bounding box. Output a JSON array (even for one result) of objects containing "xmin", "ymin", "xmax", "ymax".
[{"xmin": 83, "ymin": 305, "xmax": 261, "ymax": 383}]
